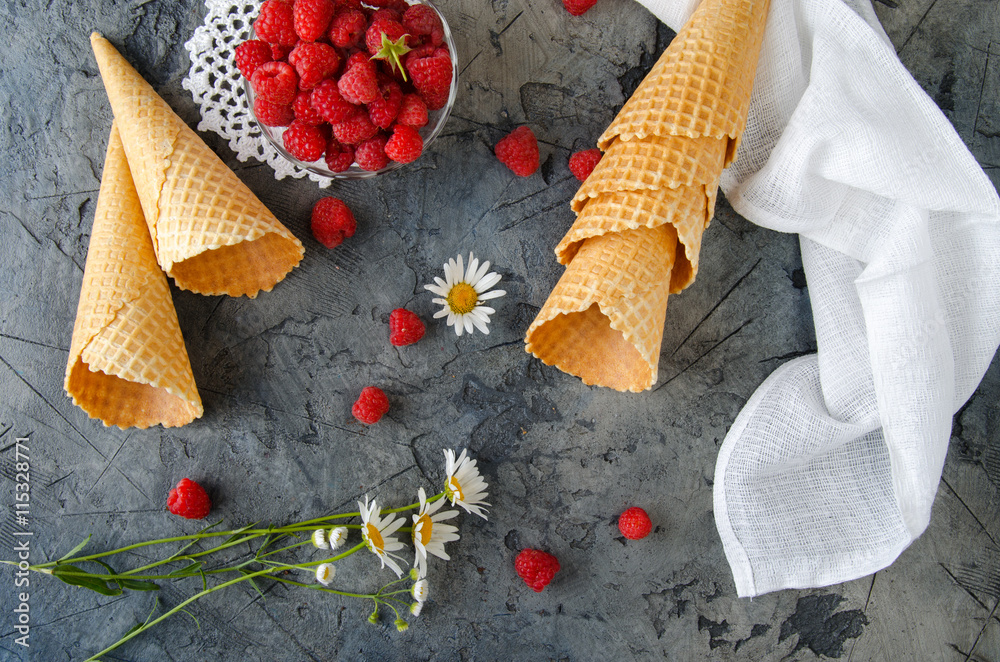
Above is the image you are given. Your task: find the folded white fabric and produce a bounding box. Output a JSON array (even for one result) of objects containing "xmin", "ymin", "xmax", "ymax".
[{"xmin": 637, "ymin": 0, "xmax": 1000, "ymax": 595}]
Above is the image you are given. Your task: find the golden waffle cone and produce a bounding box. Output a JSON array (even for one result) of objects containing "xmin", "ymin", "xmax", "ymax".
[
  {"xmin": 65, "ymin": 122, "xmax": 203, "ymax": 429},
  {"xmin": 90, "ymin": 32, "xmax": 304, "ymax": 298},
  {"xmin": 598, "ymin": 0, "xmax": 770, "ymax": 156},
  {"xmin": 525, "ymin": 224, "xmax": 678, "ymax": 392}
]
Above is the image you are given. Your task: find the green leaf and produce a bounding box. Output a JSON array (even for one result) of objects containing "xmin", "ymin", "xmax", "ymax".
[
  {"xmin": 118, "ymin": 579, "xmax": 160, "ymax": 592},
  {"xmin": 57, "ymin": 534, "xmax": 92, "ymax": 562},
  {"xmin": 371, "ymin": 32, "xmax": 412, "ymax": 81},
  {"xmin": 52, "ymin": 564, "xmax": 122, "ymax": 596},
  {"xmin": 166, "ymin": 561, "xmax": 203, "ymax": 578},
  {"xmin": 238, "ymin": 568, "xmax": 266, "ymax": 601}
]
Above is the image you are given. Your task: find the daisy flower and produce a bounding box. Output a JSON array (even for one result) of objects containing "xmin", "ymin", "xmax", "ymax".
[
  {"xmin": 411, "ymin": 578, "xmax": 429, "ymax": 603},
  {"xmin": 411, "ymin": 487, "xmax": 461, "ymax": 578},
  {"xmin": 312, "ymin": 529, "xmax": 329, "ymax": 550},
  {"xmin": 443, "ymin": 449, "xmax": 490, "ymax": 520},
  {"xmin": 425, "ymin": 252, "xmax": 506, "ymax": 336},
  {"xmin": 327, "ymin": 526, "xmax": 349, "ymax": 550},
  {"xmin": 315, "ymin": 563, "xmax": 335, "ymax": 586},
  {"xmin": 358, "ymin": 496, "xmax": 408, "ymax": 578}
]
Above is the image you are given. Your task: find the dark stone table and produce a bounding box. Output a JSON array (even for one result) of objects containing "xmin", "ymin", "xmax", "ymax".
[{"xmin": 1, "ymin": 0, "xmax": 998, "ymax": 659}]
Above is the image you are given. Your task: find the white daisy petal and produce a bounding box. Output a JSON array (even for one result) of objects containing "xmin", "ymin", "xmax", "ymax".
[
  {"xmin": 474, "ymin": 272, "xmax": 502, "ymax": 292},
  {"xmin": 433, "ymin": 308, "xmax": 450, "ymax": 319},
  {"xmin": 477, "ymin": 289, "xmax": 506, "ymax": 300},
  {"xmin": 473, "ymin": 260, "xmax": 491, "ymax": 284},
  {"xmin": 472, "ymin": 316, "xmax": 490, "ymax": 334},
  {"xmin": 466, "ymin": 256, "xmax": 479, "ymax": 282},
  {"xmin": 463, "ymin": 316, "xmax": 474, "ymax": 335}
]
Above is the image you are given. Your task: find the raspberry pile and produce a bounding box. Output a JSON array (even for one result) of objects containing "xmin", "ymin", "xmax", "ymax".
[
  {"xmin": 514, "ymin": 548, "xmax": 560, "ymax": 592},
  {"xmin": 238, "ymin": 0, "xmax": 454, "ymax": 172},
  {"xmin": 167, "ymin": 478, "xmax": 212, "ymax": 520}
]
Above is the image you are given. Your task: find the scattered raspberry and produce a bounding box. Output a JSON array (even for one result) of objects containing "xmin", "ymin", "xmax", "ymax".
[
  {"xmin": 292, "ymin": 90, "xmax": 325, "ymax": 125},
  {"xmin": 568, "ymin": 148, "xmax": 602, "ymax": 182},
  {"xmin": 310, "ymin": 79, "xmax": 359, "ymax": 124},
  {"xmin": 396, "ymin": 93, "xmax": 428, "ymax": 128},
  {"xmin": 617, "ymin": 506, "xmax": 653, "ymax": 540},
  {"xmin": 167, "ymin": 478, "xmax": 212, "ymax": 520},
  {"xmin": 338, "ymin": 59, "xmax": 379, "ymax": 105},
  {"xmin": 254, "ymin": 0, "xmax": 298, "ymax": 47},
  {"xmin": 402, "ymin": 4, "xmax": 444, "ymax": 45},
  {"xmin": 251, "ymin": 60, "xmax": 298, "ymax": 105},
  {"xmin": 328, "ymin": 8, "xmax": 367, "ymax": 48},
  {"xmin": 384, "ymin": 124, "xmax": 423, "ymax": 164},
  {"xmin": 563, "ymin": 0, "xmax": 599, "ymax": 15},
  {"xmin": 389, "ymin": 308, "xmax": 426, "ymax": 346},
  {"xmin": 352, "ymin": 386, "xmax": 390, "ymax": 424},
  {"xmin": 355, "ymin": 133, "xmax": 389, "ymax": 171},
  {"xmin": 495, "ymin": 126, "xmax": 539, "ymax": 177},
  {"xmin": 254, "ymin": 96, "xmax": 295, "ymax": 127},
  {"xmin": 293, "ymin": 0, "xmax": 336, "ymax": 41},
  {"xmin": 311, "ymin": 197, "xmax": 357, "ymax": 248},
  {"xmin": 406, "ymin": 49, "xmax": 452, "ymax": 110},
  {"xmin": 289, "ymin": 41, "xmax": 341, "ymax": 90},
  {"xmin": 368, "ymin": 79, "xmax": 403, "ymax": 129},
  {"xmin": 283, "ymin": 120, "xmax": 328, "ymax": 162},
  {"xmin": 332, "ymin": 110, "xmax": 378, "ymax": 145},
  {"xmin": 325, "ymin": 138, "xmax": 356, "ymax": 172},
  {"xmin": 514, "ymin": 549, "xmax": 560, "ymax": 592},
  {"xmin": 235, "ymin": 39, "xmax": 273, "ymax": 80}
]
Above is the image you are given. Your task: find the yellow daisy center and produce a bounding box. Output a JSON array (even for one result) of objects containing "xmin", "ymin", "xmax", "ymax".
[
  {"xmin": 365, "ymin": 522, "xmax": 384, "ymax": 553},
  {"xmin": 446, "ymin": 282, "xmax": 479, "ymax": 315},
  {"xmin": 447, "ymin": 476, "xmax": 465, "ymax": 503},
  {"xmin": 414, "ymin": 513, "xmax": 433, "ymax": 546}
]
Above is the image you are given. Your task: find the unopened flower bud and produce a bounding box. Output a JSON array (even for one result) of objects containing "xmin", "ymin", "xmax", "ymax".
[
  {"xmin": 312, "ymin": 529, "xmax": 329, "ymax": 550},
  {"xmin": 395, "ymin": 618, "xmax": 409, "ymax": 632},
  {"xmin": 409, "ymin": 601, "xmax": 423, "ymax": 617},
  {"xmin": 328, "ymin": 526, "xmax": 349, "ymax": 549}
]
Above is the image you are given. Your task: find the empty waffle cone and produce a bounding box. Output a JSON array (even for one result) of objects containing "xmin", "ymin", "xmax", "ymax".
[
  {"xmin": 90, "ymin": 32, "xmax": 304, "ymax": 298},
  {"xmin": 65, "ymin": 122, "xmax": 203, "ymax": 429}
]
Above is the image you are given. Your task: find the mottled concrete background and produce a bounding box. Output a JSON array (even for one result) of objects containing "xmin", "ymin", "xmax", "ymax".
[{"xmin": 1, "ymin": 0, "xmax": 998, "ymax": 660}]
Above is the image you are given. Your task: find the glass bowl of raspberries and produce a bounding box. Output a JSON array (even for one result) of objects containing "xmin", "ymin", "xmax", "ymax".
[{"xmin": 237, "ymin": 0, "xmax": 458, "ymax": 178}]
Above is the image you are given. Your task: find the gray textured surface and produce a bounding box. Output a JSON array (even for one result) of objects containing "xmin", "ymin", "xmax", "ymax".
[{"xmin": 1, "ymin": 0, "xmax": 998, "ymax": 660}]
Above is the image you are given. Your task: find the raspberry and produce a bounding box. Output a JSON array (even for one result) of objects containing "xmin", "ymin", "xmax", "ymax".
[
  {"xmin": 352, "ymin": 386, "xmax": 390, "ymax": 424},
  {"xmin": 366, "ymin": 0, "xmax": 408, "ymax": 11},
  {"xmin": 338, "ymin": 59, "xmax": 379, "ymax": 105},
  {"xmin": 235, "ymin": 39, "xmax": 273, "ymax": 80},
  {"xmin": 328, "ymin": 8, "xmax": 367, "ymax": 48},
  {"xmin": 293, "ymin": 0, "xmax": 336, "ymax": 41},
  {"xmin": 514, "ymin": 549, "xmax": 560, "ymax": 592},
  {"xmin": 292, "ymin": 90, "xmax": 325, "ymax": 125},
  {"xmin": 167, "ymin": 478, "xmax": 212, "ymax": 520},
  {"xmin": 355, "ymin": 134, "xmax": 389, "ymax": 171},
  {"xmin": 254, "ymin": 0, "xmax": 298, "ymax": 47},
  {"xmin": 568, "ymin": 148, "xmax": 602, "ymax": 182},
  {"xmin": 617, "ymin": 506, "xmax": 652, "ymax": 540},
  {"xmin": 251, "ymin": 60, "xmax": 298, "ymax": 105},
  {"xmin": 402, "ymin": 4, "xmax": 444, "ymax": 46},
  {"xmin": 325, "ymin": 138, "xmax": 356, "ymax": 172},
  {"xmin": 396, "ymin": 93, "xmax": 428, "ymax": 128},
  {"xmin": 389, "ymin": 308, "xmax": 426, "ymax": 346},
  {"xmin": 311, "ymin": 197, "xmax": 357, "ymax": 248},
  {"xmin": 384, "ymin": 124, "xmax": 423, "ymax": 164},
  {"xmin": 563, "ymin": 0, "xmax": 599, "ymax": 15},
  {"xmin": 283, "ymin": 120, "xmax": 328, "ymax": 162},
  {"xmin": 290, "ymin": 41, "xmax": 341, "ymax": 90},
  {"xmin": 368, "ymin": 79, "xmax": 403, "ymax": 129},
  {"xmin": 332, "ymin": 110, "xmax": 378, "ymax": 145},
  {"xmin": 495, "ymin": 126, "xmax": 539, "ymax": 177},
  {"xmin": 406, "ymin": 49, "xmax": 452, "ymax": 110},
  {"xmin": 254, "ymin": 96, "xmax": 295, "ymax": 127},
  {"xmin": 311, "ymin": 79, "xmax": 359, "ymax": 124},
  {"xmin": 271, "ymin": 43, "xmax": 294, "ymax": 61},
  {"xmin": 365, "ymin": 17, "xmax": 408, "ymax": 56}
]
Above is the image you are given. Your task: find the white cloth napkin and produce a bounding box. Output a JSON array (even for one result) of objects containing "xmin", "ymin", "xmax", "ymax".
[{"xmin": 636, "ymin": 0, "xmax": 1000, "ymax": 596}]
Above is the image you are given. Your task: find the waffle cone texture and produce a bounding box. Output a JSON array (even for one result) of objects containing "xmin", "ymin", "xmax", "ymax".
[
  {"xmin": 90, "ymin": 32, "xmax": 304, "ymax": 298},
  {"xmin": 65, "ymin": 122, "xmax": 203, "ymax": 428},
  {"xmin": 525, "ymin": 0, "xmax": 770, "ymax": 392}
]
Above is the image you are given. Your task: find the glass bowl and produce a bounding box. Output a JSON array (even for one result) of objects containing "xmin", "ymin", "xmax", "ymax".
[{"xmin": 244, "ymin": 0, "xmax": 458, "ymax": 179}]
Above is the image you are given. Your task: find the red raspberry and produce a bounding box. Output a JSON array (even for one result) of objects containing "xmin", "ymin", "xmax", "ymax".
[
  {"xmin": 293, "ymin": 0, "xmax": 336, "ymax": 41},
  {"xmin": 271, "ymin": 43, "xmax": 294, "ymax": 61},
  {"xmin": 389, "ymin": 308, "xmax": 426, "ymax": 346},
  {"xmin": 617, "ymin": 506, "xmax": 653, "ymax": 540},
  {"xmin": 366, "ymin": 0, "xmax": 408, "ymax": 11},
  {"xmin": 345, "ymin": 50, "xmax": 371, "ymax": 70},
  {"xmin": 254, "ymin": 0, "xmax": 298, "ymax": 47},
  {"xmin": 283, "ymin": 120, "xmax": 327, "ymax": 162},
  {"xmin": 311, "ymin": 197, "xmax": 357, "ymax": 248},
  {"xmin": 328, "ymin": 8, "xmax": 367, "ymax": 48},
  {"xmin": 396, "ymin": 93, "xmax": 428, "ymax": 128},
  {"xmin": 402, "ymin": 4, "xmax": 444, "ymax": 46},
  {"xmin": 251, "ymin": 60, "xmax": 298, "ymax": 105},
  {"xmin": 495, "ymin": 126, "xmax": 539, "ymax": 177},
  {"xmin": 352, "ymin": 386, "xmax": 390, "ymax": 424},
  {"xmin": 292, "ymin": 90, "xmax": 324, "ymax": 125},
  {"xmin": 254, "ymin": 96, "xmax": 295, "ymax": 127},
  {"xmin": 514, "ymin": 549, "xmax": 560, "ymax": 592},
  {"xmin": 563, "ymin": 0, "xmax": 599, "ymax": 15},
  {"xmin": 235, "ymin": 39, "xmax": 273, "ymax": 80},
  {"xmin": 406, "ymin": 49, "xmax": 452, "ymax": 110},
  {"xmin": 365, "ymin": 18, "xmax": 408, "ymax": 56},
  {"xmin": 384, "ymin": 124, "xmax": 423, "ymax": 164},
  {"xmin": 332, "ymin": 110, "xmax": 378, "ymax": 145},
  {"xmin": 338, "ymin": 59, "xmax": 379, "ymax": 105},
  {"xmin": 568, "ymin": 148, "xmax": 602, "ymax": 182},
  {"xmin": 167, "ymin": 478, "xmax": 212, "ymax": 520},
  {"xmin": 368, "ymin": 80, "xmax": 403, "ymax": 129},
  {"xmin": 325, "ymin": 138, "xmax": 355, "ymax": 172},
  {"xmin": 289, "ymin": 42, "xmax": 341, "ymax": 90},
  {"xmin": 310, "ymin": 79, "xmax": 358, "ymax": 123},
  {"xmin": 355, "ymin": 134, "xmax": 389, "ymax": 171}
]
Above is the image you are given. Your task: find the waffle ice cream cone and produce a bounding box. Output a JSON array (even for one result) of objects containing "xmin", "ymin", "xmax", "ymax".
[
  {"xmin": 65, "ymin": 122, "xmax": 203, "ymax": 428},
  {"xmin": 525, "ymin": 0, "xmax": 770, "ymax": 391},
  {"xmin": 90, "ymin": 32, "xmax": 304, "ymax": 298}
]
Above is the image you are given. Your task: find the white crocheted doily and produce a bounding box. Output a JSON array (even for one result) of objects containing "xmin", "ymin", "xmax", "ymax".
[{"xmin": 183, "ymin": 0, "xmax": 335, "ymax": 188}]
